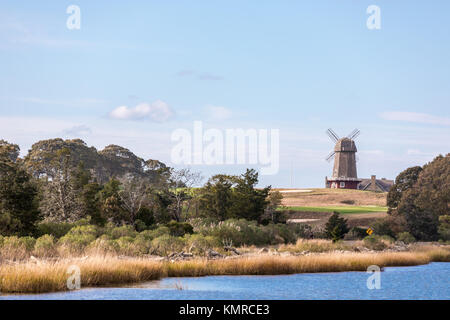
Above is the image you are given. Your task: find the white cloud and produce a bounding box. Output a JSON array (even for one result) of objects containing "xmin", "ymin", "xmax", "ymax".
[
  {"xmin": 109, "ymin": 101, "xmax": 174, "ymax": 122},
  {"xmin": 380, "ymin": 111, "xmax": 450, "ymax": 126},
  {"xmin": 205, "ymin": 105, "xmax": 232, "ymax": 121}
]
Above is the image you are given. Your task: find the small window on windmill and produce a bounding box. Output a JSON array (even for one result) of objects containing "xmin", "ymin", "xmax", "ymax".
[{"xmin": 340, "ymin": 182, "xmax": 345, "ymax": 188}]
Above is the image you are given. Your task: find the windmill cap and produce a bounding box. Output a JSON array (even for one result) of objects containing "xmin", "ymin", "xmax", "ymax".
[{"xmin": 334, "ymin": 137, "xmax": 357, "ymax": 152}]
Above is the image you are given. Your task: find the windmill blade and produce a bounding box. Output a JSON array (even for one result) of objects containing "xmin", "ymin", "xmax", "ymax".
[
  {"xmin": 325, "ymin": 151, "xmax": 335, "ymax": 162},
  {"xmin": 347, "ymin": 129, "xmax": 360, "ymax": 140},
  {"xmin": 347, "ymin": 129, "xmax": 358, "ymax": 138},
  {"xmin": 326, "ymin": 128, "xmax": 339, "ymax": 143}
]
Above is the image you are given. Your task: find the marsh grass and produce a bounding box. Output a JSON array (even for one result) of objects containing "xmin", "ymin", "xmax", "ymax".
[
  {"xmin": 278, "ymin": 239, "xmax": 358, "ymax": 253},
  {"xmin": 0, "ymin": 256, "xmax": 165, "ymax": 294},
  {"xmin": 1, "ymin": 246, "xmax": 448, "ymax": 294}
]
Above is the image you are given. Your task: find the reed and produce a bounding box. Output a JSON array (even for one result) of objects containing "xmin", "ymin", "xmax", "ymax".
[
  {"xmin": 278, "ymin": 239, "xmax": 358, "ymax": 253},
  {"xmin": 0, "ymin": 256, "xmax": 165, "ymax": 294},
  {"xmin": 1, "ymin": 246, "xmax": 448, "ymax": 294}
]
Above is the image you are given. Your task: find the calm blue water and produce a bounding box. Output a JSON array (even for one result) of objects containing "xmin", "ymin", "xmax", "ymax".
[{"xmin": 1, "ymin": 262, "xmax": 449, "ymax": 300}]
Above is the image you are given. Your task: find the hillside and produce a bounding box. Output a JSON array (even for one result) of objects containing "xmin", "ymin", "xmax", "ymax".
[
  {"xmin": 275, "ymin": 188, "xmax": 388, "ymax": 228},
  {"xmin": 276, "ymin": 188, "xmax": 387, "ymax": 207}
]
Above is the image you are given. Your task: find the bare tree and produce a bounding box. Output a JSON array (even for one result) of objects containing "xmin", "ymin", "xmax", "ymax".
[
  {"xmin": 40, "ymin": 149, "xmax": 82, "ymax": 222},
  {"xmin": 169, "ymin": 168, "xmax": 202, "ymax": 221},
  {"xmin": 119, "ymin": 177, "xmax": 150, "ymax": 224}
]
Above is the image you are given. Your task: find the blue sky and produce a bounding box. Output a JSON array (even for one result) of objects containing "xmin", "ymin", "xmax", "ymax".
[{"xmin": 0, "ymin": 1, "xmax": 449, "ymax": 187}]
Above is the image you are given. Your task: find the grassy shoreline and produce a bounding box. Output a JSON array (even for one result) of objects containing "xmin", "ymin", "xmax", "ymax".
[{"xmin": 1, "ymin": 246, "xmax": 449, "ymax": 294}]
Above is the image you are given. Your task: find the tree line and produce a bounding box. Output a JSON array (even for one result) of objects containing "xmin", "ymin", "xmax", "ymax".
[{"xmin": 0, "ymin": 139, "xmax": 282, "ymax": 237}]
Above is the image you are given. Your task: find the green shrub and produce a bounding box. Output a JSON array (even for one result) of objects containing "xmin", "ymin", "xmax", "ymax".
[
  {"xmin": 281, "ymin": 239, "xmax": 350, "ymax": 253},
  {"xmin": 115, "ymin": 236, "xmax": 137, "ymax": 255},
  {"xmin": 265, "ymin": 223, "xmax": 296, "ymax": 244},
  {"xmin": 151, "ymin": 235, "xmax": 186, "ymax": 256},
  {"xmin": 36, "ymin": 222, "xmax": 74, "ymax": 238},
  {"xmin": 363, "ymin": 235, "xmax": 387, "ymax": 251},
  {"xmin": 397, "ymin": 232, "xmax": 416, "ymax": 244},
  {"xmin": 166, "ymin": 221, "xmax": 194, "ymax": 237},
  {"xmin": 58, "ymin": 225, "xmax": 98, "ymax": 253},
  {"xmin": 88, "ymin": 236, "xmax": 119, "ymax": 254},
  {"xmin": 3, "ymin": 236, "xmax": 36, "ymax": 251},
  {"xmin": 193, "ymin": 219, "xmax": 305, "ymax": 246},
  {"xmin": 136, "ymin": 226, "xmax": 170, "ymax": 242},
  {"xmin": 184, "ymin": 234, "xmax": 219, "ymax": 255},
  {"xmin": 108, "ymin": 225, "xmax": 137, "ymax": 240},
  {"xmin": 134, "ymin": 219, "xmax": 148, "ymax": 232},
  {"xmin": 0, "ymin": 236, "xmax": 36, "ymax": 260},
  {"xmin": 371, "ymin": 218, "xmax": 396, "ymax": 238},
  {"xmin": 289, "ymin": 223, "xmax": 314, "ymax": 239},
  {"xmin": 34, "ymin": 235, "xmax": 56, "ymax": 257},
  {"xmin": 345, "ymin": 227, "xmax": 368, "ymax": 240},
  {"xmin": 135, "ymin": 207, "xmax": 155, "ymax": 227},
  {"xmin": 132, "ymin": 236, "xmax": 153, "ymax": 255},
  {"xmin": 438, "ymin": 215, "xmax": 450, "ymax": 241},
  {"xmin": 379, "ymin": 235, "xmax": 395, "ymax": 243}
]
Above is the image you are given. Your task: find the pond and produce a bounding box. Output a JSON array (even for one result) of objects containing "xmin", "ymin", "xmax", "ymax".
[{"xmin": 1, "ymin": 262, "xmax": 449, "ymax": 300}]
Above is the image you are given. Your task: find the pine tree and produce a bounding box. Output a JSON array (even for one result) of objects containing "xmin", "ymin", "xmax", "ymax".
[
  {"xmin": 0, "ymin": 151, "xmax": 40, "ymax": 236},
  {"xmin": 325, "ymin": 212, "xmax": 349, "ymax": 242}
]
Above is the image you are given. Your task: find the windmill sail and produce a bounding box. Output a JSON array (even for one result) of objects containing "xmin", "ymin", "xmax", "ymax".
[
  {"xmin": 326, "ymin": 128, "xmax": 339, "ymax": 142},
  {"xmin": 347, "ymin": 129, "xmax": 360, "ymax": 140},
  {"xmin": 325, "ymin": 151, "xmax": 335, "ymax": 162}
]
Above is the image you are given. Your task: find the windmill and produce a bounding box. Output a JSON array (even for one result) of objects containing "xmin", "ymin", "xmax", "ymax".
[{"xmin": 324, "ymin": 128, "xmax": 362, "ymax": 189}]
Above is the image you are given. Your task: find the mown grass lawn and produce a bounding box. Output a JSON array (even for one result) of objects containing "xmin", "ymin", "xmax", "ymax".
[{"xmin": 280, "ymin": 206, "xmax": 388, "ymax": 214}]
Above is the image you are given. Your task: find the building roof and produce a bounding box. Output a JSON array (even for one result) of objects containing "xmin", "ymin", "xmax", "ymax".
[{"xmin": 358, "ymin": 178, "xmax": 394, "ymax": 192}]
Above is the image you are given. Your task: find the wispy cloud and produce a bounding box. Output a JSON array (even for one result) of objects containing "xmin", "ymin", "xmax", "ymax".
[
  {"xmin": 380, "ymin": 111, "xmax": 450, "ymax": 126},
  {"xmin": 109, "ymin": 101, "xmax": 174, "ymax": 122}
]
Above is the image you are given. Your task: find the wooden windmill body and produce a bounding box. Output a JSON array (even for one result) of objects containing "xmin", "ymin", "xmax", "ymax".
[{"xmin": 325, "ymin": 129, "xmax": 362, "ymax": 189}]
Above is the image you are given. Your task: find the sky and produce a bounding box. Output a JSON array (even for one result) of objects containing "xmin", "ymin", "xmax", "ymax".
[{"xmin": 0, "ymin": 1, "xmax": 449, "ymax": 187}]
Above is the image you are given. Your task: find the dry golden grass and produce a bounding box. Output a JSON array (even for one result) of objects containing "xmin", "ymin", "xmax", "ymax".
[
  {"xmin": 278, "ymin": 188, "xmax": 387, "ymax": 207},
  {"xmin": 278, "ymin": 239, "xmax": 358, "ymax": 253},
  {"xmin": 1, "ymin": 246, "xmax": 448, "ymax": 294},
  {"xmin": 0, "ymin": 256, "xmax": 165, "ymax": 294}
]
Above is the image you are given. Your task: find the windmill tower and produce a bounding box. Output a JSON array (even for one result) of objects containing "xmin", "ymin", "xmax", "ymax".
[{"xmin": 324, "ymin": 128, "xmax": 362, "ymax": 189}]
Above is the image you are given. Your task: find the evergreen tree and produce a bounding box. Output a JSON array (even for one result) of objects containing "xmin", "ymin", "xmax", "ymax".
[
  {"xmin": 228, "ymin": 169, "xmax": 270, "ymax": 221},
  {"xmin": 387, "ymin": 166, "xmax": 422, "ymax": 213},
  {"xmin": 325, "ymin": 212, "xmax": 349, "ymax": 242},
  {"xmin": 0, "ymin": 150, "xmax": 40, "ymax": 236}
]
